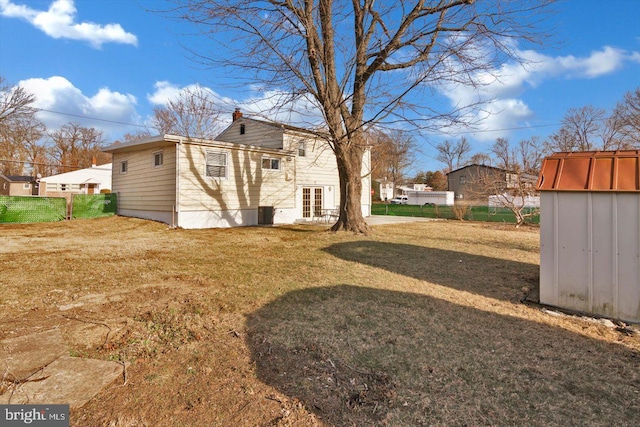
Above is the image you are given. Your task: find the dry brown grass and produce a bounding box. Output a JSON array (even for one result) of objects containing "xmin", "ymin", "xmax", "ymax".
[{"xmin": 1, "ymin": 216, "xmax": 639, "ymax": 426}]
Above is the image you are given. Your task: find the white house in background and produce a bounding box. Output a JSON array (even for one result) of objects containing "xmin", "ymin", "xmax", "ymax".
[
  {"xmin": 376, "ymin": 179, "xmax": 395, "ymax": 201},
  {"xmin": 103, "ymin": 110, "xmax": 371, "ymax": 229},
  {"xmin": 39, "ymin": 163, "xmax": 112, "ymax": 200}
]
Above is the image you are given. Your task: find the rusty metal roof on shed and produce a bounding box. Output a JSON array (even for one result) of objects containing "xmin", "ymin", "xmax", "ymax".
[{"xmin": 537, "ymin": 150, "xmax": 640, "ymax": 191}]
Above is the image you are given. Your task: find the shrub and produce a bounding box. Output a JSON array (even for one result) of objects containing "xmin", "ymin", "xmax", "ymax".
[{"xmin": 451, "ymin": 203, "xmax": 470, "ymax": 220}]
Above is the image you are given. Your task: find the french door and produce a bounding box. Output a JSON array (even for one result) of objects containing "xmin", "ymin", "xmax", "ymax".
[{"xmin": 302, "ymin": 187, "xmax": 323, "ymax": 219}]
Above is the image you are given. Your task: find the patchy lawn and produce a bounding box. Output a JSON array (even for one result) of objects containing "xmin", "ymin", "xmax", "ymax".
[{"xmin": 1, "ymin": 216, "xmax": 638, "ymax": 426}]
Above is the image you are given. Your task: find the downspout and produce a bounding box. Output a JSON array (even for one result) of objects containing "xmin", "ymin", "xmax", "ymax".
[{"xmin": 175, "ymin": 137, "xmax": 182, "ymax": 228}]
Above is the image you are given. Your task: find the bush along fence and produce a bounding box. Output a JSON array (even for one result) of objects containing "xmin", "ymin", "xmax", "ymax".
[
  {"xmin": 0, "ymin": 194, "xmax": 117, "ymax": 224},
  {"xmin": 371, "ymin": 203, "xmax": 539, "ymax": 225}
]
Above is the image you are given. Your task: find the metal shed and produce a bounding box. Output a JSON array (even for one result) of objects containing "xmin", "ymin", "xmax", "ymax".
[{"xmin": 537, "ymin": 150, "xmax": 640, "ymax": 323}]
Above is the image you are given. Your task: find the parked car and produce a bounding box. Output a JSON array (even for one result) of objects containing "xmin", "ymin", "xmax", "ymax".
[{"xmin": 390, "ymin": 195, "xmax": 408, "ymax": 204}]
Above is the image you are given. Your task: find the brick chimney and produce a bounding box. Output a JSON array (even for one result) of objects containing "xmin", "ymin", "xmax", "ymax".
[{"xmin": 232, "ymin": 108, "xmax": 243, "ymax": 122}]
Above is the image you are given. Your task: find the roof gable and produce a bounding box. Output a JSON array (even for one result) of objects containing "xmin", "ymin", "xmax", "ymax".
[
  {"xmin": 217, "ymin": 116, "xmax": 326, "ymax": 140},
  {"xmin": 537, "ymin": 150, "xmax": 640, "ymax": 192}
]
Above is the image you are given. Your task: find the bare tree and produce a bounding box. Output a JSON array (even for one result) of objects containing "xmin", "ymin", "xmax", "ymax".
[
  {"xmin": 469, "ymin": 166, "xmax": 538, "ymax": 228},
  {"xmin": 0, "ymin": 115, "xmax": 47, "ymax": 176},
  {"xmin": 611, "ymin": 87, "xmax": 640, "ymax": 148},
  {"xmin": 436, "ymin": 137, "xmax": 472, "ymax": 172},
  {"xmin": 518, "ymin": 136, "xmax": 544, "ymax": 175},
  {"xmin": 49, "ymin": 123, "xmax": 110, "ymax": 173},
  {"xmin": 0, "ymin": 76, "xmax": 36, "ymax": 125},
  {"xmin": 545, "ymin": 105, "xmax": 630, "ymax": 153},
  {"xmin": 370, "ymin": 128, "xmax": 415, "ymax": 192},
  {"xmin": 491, "ymin": 136, "xmax": 543, "ymax": 175},
  {"xmin": 167, "ymin": 0, "xmax": 555, "ymax": 232},
  {"xmin": 491, "ymin": 137, "xmax": 516, "ymax": 171},
  {"xmin": 469, "ymin": 152, "xmax": 491, "ymax": 166},
  {"xmin": 151, "ymin": 85, "xmax": 225, "ymax": 139},
  {"xmin": 0, "ymin": 77, "xmax": 42, "ymax": 175}
]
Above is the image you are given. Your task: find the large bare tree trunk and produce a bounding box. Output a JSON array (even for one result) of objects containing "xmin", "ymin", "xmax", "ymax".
[{"xmin": 331, "ymin": 142, "xmax": 370, "ymax": 234}]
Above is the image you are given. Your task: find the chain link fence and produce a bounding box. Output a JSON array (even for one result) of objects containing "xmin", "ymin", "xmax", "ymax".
[{"xmin": 0, "ymin": 194, "xmax": 118, "ymax": 224}]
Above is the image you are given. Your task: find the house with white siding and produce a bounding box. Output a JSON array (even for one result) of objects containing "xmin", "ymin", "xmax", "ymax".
[
  {"xmin": 103, "ymin": 111, "xmax": 371, "ymax": 229},
  {"xmin": 39, "ymin": 163, "xmax": 112, "ymax": 200}
]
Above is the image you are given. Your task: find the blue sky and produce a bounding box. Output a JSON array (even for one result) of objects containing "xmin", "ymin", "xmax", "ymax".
[{"xmin": 1, "ymin": 0, "xmax": 639, "ymax": 173}]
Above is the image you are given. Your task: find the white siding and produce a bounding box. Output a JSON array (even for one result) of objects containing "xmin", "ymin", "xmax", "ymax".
[
  {"xmin": 216, "ymin": 119, "xmax": 284, "ymax": 149},
  {"xmin": 540, "ymin": 192, "xmax": 640, "ymax": 322},
  {"xmin": 111, "ymin": 146, "xmax": 176, "ymax": 213},
  {"xmin": 176, "ymin": 142, "xmax": 295, "ymax": 228}
]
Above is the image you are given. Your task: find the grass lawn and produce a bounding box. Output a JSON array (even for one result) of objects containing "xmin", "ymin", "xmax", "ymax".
[
  {"xmin": 372, "ymin": 202, "xmax": 540, "ymax": 224},
  {"xmin": 1, "ymin": 216, "xmax": 638, "ymax": 426}
]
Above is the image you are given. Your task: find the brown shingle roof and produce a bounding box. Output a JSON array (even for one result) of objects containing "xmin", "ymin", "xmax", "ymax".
[{"xmin": 537, "ymin": 150, "xmax": 640, "ymax": 191}]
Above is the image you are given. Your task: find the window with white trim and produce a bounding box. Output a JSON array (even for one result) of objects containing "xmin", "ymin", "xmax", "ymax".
[
  {"xmin": 298, "ymin": 142, "xmax": 306, "ymax": 157},
  {"xmin": 23, "ymin": 183, "xmax": 31, "ymax": 190},
  {"xmin": 120, "ymin": 160, "xmax": 128, "ymax": 174},
  {"xmin": 206, "ymin": 150, "xmax": 227, "ymax": 178},
  {"xmin": 261, "ymin": 157, "xmax": 281, "ymax": 170},
  {"xmin": 153, "ymin": 151, "xmax": 163, "ymax": 168}
]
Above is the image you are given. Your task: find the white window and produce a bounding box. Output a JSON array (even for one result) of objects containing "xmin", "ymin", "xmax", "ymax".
[
  {"xmin": 298, "ymin": 142, "xmax": 306, "ymax": 157},
  {"xmin": 261, "ymin": 157, "xmax": 280, "ymax": 170},
  {"xmin": 206, "ymin": 150, "xmax": 227, "ymax": 178},
  {"xmin": 459, "ymin": 175, "xmax": 466, "ymax": 184},
  {"xmin": 23, "ymin": 183, "xmax": 31, "ymax": 190},
  {"xmin": 153, "ymin": 151, "xmax": 163, "ymax": 168},
  {"xmin": 120, "ymin": 160, "xmax": 128, "ymax": 174}
]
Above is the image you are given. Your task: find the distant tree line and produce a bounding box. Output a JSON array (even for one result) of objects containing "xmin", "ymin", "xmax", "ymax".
[
  {"xmin": 0, "ymin": 77, "xmax": 225, "ymax": 178},
  {"xmin": 0, "ymin": 76, "xmax": 112, "ymax": 177},
  {"xmin": 434, "ymin": 87, "xmax": 640, "ymax": 175}
]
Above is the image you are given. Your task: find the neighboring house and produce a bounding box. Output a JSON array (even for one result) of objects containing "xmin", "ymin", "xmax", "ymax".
[
  {"xmin": 39, "ymin": 163, "xmax": 112, "ymax": 203},
  {"xmin": 398, "ymin": 183, "xmax": 433, "ymax": 193},
  {"xmin": 0, "ymin": 175, "xmax": 38, "ymax": 196},
  {"xmin": 375, "ymin": 179, "xmax": 394, "ymax": 201},
  {"xmin": 447, "ymin": 164, "xmax": 537, "ymax": 202},
  {"xmin": 537, "ymin": 150, "xmax": 640, "ymax": 323},
  {"xmin": 103, "ymin": 111, "xmax": 371, "ymax": 229}
]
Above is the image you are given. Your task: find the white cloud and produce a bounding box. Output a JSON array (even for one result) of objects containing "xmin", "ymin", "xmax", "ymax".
[
  {"xmin": 147, "ymin": 81, "xmax": 324, "ymax": 131},
  {"xmin": 19, "ymin": 76, "xmax": 140, "ymax": 138},
  {"xmin": 0, "ymin": 0, "xmax": 137, "ymax": 48},
  {"xmin": 438, "ymin": 45, "xmax": 640, "ymax": 141}
]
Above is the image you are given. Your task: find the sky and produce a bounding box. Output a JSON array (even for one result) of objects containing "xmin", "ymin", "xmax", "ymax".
[{"xmin": 1, "ymin": 0, "xmax": 639, "ymax": 173}]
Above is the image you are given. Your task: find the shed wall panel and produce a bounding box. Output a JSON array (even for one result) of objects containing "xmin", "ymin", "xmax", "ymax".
[
  {"xmin": 590, "ymin": 193, "xmax": 616, "ymax": 317},
  {"xmin": 555, "ymin": 193, "xmax": 590, "ymax": 311},
  {"xmin": 539, "ymin": 192, "xmax": 557, "ymax": 304},
  {"xmin": 616, "ymin": 194, "xmax": 640, "ymax": 321}
]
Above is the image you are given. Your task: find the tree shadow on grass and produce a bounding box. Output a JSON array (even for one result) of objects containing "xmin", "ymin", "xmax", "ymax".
[
  {"xmin": 322, "ymin": 240, "xmax": 540, "ymax": 303},
  {"xmin": 246, "ymin": 285, "xmax": 640, "ymax": 426}
]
